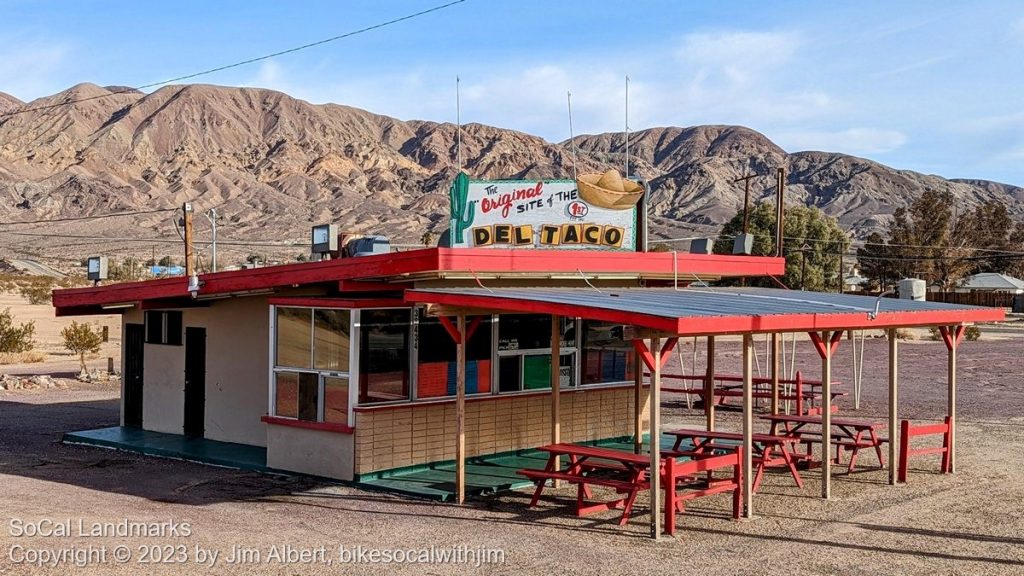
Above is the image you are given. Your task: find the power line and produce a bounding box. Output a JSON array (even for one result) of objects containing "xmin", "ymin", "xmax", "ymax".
[
  {"xmin": 0, "ymin": 207, "xmax": 177, "ymax": 227},
  {"xmin": 0, "ymin": 0, "xmax": 470, "ymax": 118}
]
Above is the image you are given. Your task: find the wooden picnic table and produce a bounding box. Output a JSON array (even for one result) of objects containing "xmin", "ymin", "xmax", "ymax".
[
  {"xmin": 518, "ymin": 443, "xmax": 743, "ymax": 535},
  {"xmin": 666, "ymin": 428, "xmax": 803, "ymax": 491},
  {"xmin": 760, "ymin": 414, "xmax": 887, "ymax": 473}
]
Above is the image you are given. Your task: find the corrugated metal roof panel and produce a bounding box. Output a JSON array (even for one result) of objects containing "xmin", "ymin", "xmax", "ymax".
[{"xmin": 407, "ymin": 286, "xmax": 1004, "ymax": 334}]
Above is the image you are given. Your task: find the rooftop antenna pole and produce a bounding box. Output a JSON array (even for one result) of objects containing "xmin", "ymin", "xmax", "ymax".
[
  {"xmin": 624, "ymin": 75, "xmax": 630, "ymax": 178},
  {"xmin": 204, "ymin": 207, "xmax": 218, "ymax": 272},
  {"xmin": 456, "ymin": 76, "xmax": 462, "ymax": 174},
  {"xmin": 567, "ymin": 91, "xmax": 578, "ymax": 182}
]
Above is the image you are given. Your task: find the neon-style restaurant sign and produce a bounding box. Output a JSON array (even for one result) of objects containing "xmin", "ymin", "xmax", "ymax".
[{"xmin": 448, "ymin": 173, "xmax": 637, "ymax": 250}]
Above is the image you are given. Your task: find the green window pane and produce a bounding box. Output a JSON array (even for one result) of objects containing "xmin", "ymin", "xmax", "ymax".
[{"xmin": 523, "ymin": 355, "xmax": 551, "ymax": 390}]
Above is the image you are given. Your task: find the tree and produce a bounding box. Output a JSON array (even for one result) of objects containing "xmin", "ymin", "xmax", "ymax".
[
  {"xmin": 859, "ymin": 193, "xmax": 1021, "ymax": 289},
  {"xmin": 0, "ymin": 308, "xmax": 35, "ymax": 353},
  {"xmin": 714, "ymin": 203, "xmax": 850, "ymax": 291},
  {"xmin": 61, "ymin": 321, "xmax": 103, "ymax": 374}
]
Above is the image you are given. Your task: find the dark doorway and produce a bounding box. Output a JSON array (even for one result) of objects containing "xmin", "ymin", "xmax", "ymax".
[
  {"xmin": 184, "ymin": 327, "xmax": 206, "ymax": 438},
  {"xmin": 123, "ymin": 324, "xmax": 145, "ymax": 428}
]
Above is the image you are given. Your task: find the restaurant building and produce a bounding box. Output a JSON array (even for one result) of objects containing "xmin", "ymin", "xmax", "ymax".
[{"xmin": 53, "ymin": 173, "xmax": 1004, "ymax": 538}]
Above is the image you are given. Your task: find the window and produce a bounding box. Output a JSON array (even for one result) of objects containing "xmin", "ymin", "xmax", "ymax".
[
  {"xmin": 144, "ymin": 311, "xmax": 182, "ymax": 345},
  {"xmin": 416, "ymin": 315, "xmax": 492, "ymax": 398},
  {"xmin": 496, "ymin": 315, "xmax": 576, "ymax": 393},
  {"xmin": 272, "ymin": 306, "xmax": 351, "ymax": 423},
  {"xmin": 358, "ymin": 309, "xmax": 411, "ymax": 404},
  {"xmin": 580, "ymin": 320, "xmax": 635, "ymax": 385}
]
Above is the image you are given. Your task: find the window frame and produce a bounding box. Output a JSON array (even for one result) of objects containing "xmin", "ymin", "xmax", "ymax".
[
  {"xmin": 269, "ymin": 305, "xmax": 354, "ymax": 426},
  {"xmin": 144, "ymin": 310, "xmax": 183, "ymax": 346}
]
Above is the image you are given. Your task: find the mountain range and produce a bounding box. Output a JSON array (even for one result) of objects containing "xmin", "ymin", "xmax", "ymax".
[{"xmin": 0, "ymin": 82, "xmax": 1021, "ymax": 265}]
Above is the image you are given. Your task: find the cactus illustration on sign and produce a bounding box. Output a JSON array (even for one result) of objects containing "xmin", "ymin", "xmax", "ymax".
[{"xmin": 449, "ymin": 172, "xmax": 476, "ymax": 244}]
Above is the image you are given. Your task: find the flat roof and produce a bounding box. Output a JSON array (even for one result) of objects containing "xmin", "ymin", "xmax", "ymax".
[
  {"xmin": 406, "ymin": 287, "xmax": 1005, "ymax": 335},
  {"xmin": 52, "ymin": 248, "xmax": 784, "ymax": 315}
]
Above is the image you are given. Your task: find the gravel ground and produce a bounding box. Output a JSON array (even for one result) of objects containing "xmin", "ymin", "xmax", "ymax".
[{"xmin": 0, "ymin": 333, "xmax": 1022, "ymax": 575}]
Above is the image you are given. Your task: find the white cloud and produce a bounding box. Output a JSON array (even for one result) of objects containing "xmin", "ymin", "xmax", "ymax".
[
  {"xmin": 775, "ymin": 128, "xmax": 908, "ymax": 155},
  {"xmin": 676, "ymin": 30, "xmax": 801, "ymax": 87}
]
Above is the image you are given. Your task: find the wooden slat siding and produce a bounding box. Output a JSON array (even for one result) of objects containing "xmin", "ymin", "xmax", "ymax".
[
  {"xmin": 927, "ymin": 291, "xmax": 1016, "ymax": 308},
  {"xmin": 353, "ymin": 387, "xmax": 649, "ymax": 474}
]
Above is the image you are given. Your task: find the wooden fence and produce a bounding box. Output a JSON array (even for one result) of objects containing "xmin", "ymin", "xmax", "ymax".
[{"xmin": 926, "ymin": 292, "xmax": 1017, "ymax": 308}]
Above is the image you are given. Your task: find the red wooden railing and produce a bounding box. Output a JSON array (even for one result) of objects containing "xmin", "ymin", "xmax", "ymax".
[{"xmin": 897, "ymin": 416, "xmax": 952, "ymax": 483}]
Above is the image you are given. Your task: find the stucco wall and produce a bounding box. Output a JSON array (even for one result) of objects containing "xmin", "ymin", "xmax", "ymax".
[
  {"xmin": 353, "ymin": 385, "xmax": 650, "ymax": 475},
  {"xmin": 200, "ymin": 297, "xmax": 269, "ymax": 447},
  {"xmin": 123, "ymin": 298, "xmax": 270, "ymax": 447},
  {"xmin": 266, "ymin": 426, "xmax": 355, "ymax": 480}
]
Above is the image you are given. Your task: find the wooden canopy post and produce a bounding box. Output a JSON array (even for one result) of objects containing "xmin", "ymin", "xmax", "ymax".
[
  {"xmin": 705, "ymin": 336, "xmax": 716, "ymax": 431},
  {"xmin": 633, "ymin": 349, "xmax": 643, "ymax": 454},
  {"xmin": 939, "ymin": 325, "xmax": 965, "ymax": 473},
  {"xmin": 649, "ymin": 336, "xmax": 662, "ymax": 539},
  {"xmin": 550, "ymin": 315, "xmax": 561, "ymax": 483},
  {"xmin": 632, "ymin": 335, "xmax": 678, "ymax": 539},
  {"xmin": 742, "ymin": 333, "xmax": 755, "ymax": 518},
  {"xmin": 770, "ymin": 333, "xmax": 780, "ymax": 415},
  {"xmin": 887, "ymin": 328, "xmax": 899, "ymax": 485},
  {"xmin": 455, "ymin": 314, "xmax": 467, "ymax": 504},
  {"xmin": 809, "ymin": 330, "xmax": 842, "ymax": 499}
]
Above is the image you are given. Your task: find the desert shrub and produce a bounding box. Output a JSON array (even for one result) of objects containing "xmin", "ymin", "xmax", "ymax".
[
  {"xmin": 0, "ymin": 308, "xmax": 35, "ymax": 353},
  {"xmin": 61, "ymin": 321, "xmax": 104, "ymax": 373},
  {"xmin": 927, "ymin": 325, "xmax": 981, "ymax": 342},
  {"xmin": 894, "ymin": 328, "xmax": 916, "ymax": 340},
  {"xmin": 18, "ymin": 279, "xmax": 54, "ymax": 305},
  {"xmin": 0, "ymin": 351, "xmax": 46, "ymax": 364}
]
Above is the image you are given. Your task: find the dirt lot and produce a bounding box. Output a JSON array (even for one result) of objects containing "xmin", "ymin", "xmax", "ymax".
[
  {"xmin": 0, "ymin": 325, "xmax": 1021, "ymax": 575},
  {"xmin": 0, "ymin": 291, "xmax": 120, "ymax": 377}
]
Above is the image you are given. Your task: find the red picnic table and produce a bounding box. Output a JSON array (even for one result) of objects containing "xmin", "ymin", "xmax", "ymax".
[
  {"xmin": 666, "ymin": 428, "xmax": 803, "ymax": 491},
  {"xmin": 518, "ymin": 443, "xmax": 743, "ymax": 535},
  {"xmin": 760, "ymin": 414, "xmax": 887, "ymax": 473}
]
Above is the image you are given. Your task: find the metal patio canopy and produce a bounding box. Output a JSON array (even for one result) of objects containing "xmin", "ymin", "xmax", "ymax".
[
  {"xmin": 405, "ymin": 286, "xmax": 1005, "ymax": 335},
  {"xmin": 406, "ymin": 286, "xmax": 1004, "ymax": 539}
]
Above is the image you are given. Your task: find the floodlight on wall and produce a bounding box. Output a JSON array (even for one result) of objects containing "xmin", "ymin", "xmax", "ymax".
[
  {"xmin": 689, "ymin": 238, "xmax": 714, "ymax": 255},
  {"xmin": 311, "ymin": 224, "xmax": 338, "ymax": 258},
  {"xmin": 87, "ymin": 256, "xmax": 108, "ymax": 284}
]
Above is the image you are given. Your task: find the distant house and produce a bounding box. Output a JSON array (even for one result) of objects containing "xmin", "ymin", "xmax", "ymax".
[{"xmin": 958, "ymin": 272, "xmax": 1024, "ymax": 294}]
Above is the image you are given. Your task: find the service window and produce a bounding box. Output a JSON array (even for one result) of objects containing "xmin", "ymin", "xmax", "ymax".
[
  {"xmin": 358, "ymin": 309, "xmax": 412, "ymax": 404},
  {"xmin": 496, "ymin": 315, "xmax": 576, "ymax": 393},
  {"xmin": 271, "ymin": 306, "xmax": 351, "ymax": 423},
  {"xmin": 416, "ymin": 315, "xmax": 492, "ymax": 399},
  {"xmin": 580, "ymin": 320, "xmax": 635, "ymax": 385}
]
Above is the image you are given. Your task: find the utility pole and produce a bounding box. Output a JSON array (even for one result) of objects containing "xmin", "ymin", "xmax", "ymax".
[
  {"xmin": 183, "ymin": 203, "xmax": 194, "ymax": 278},
  {"xmin": 205, "ymin": 208, "xmax": 218, "ymax": 272},
  {"xmin": 775, "ymin": 168, "xmax": 786, "ymax": 257},
  {"xmin": 734, "ymin": 173, "xmax": 758, "ymax": 235}
]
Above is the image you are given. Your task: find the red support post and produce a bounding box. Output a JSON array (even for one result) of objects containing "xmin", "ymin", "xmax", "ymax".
[
  {"xmin": 795, "ymin": 371, "xmax": 804, "ymax": 416},
  {"xmin": 941, "ymin": 415, "xmax": 952, "ymax": 474},
  {"xmin": 898, "ymin": 419, "xmax": 910, "ymax": 483},
  {"xmin": 439, "ymin": 316, "xmax": 462, "ymax": 344}
]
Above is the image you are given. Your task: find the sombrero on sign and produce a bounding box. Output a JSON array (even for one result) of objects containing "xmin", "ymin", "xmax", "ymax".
[{"xmin": 576, "ymin": 169, "xmax": 644, "ymax": 210}]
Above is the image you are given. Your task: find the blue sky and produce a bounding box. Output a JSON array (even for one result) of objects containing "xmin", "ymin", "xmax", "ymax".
[{"xmin": 2, "ymin": 1, "xmax": 1024, "ymax": 184}]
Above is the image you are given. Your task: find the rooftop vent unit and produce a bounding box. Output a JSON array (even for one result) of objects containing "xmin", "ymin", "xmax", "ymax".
[
  {"xmin": 346, "ymin": 236, "xmax": 390, "ymax": 257},
  {"xmin": 87, "ymin": 256, "xmax": 108, "ymax": 283}
]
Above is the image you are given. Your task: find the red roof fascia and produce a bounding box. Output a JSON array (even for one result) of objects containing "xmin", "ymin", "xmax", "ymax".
[
  {"xmin": 52, "ymin": 248, "xmax": 784, "ymax": 314},
  {"xmin": 266, "ymin": 297, "xmax": 409, "ymax": 309},
  {"xmin": 433, "ymin": 249, "xmax": 784, "ymax": 277}
]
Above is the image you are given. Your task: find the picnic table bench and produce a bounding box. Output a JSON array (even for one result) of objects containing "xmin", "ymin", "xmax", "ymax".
[
  {"xmin": 666, "ymin": 428, "xmax": 803, "ymax": 491},
  {"xmin": 761, "ymin": 414, "xmax": 887, "ymax": 473},
  {"xmin": 518, "ymin": 443, "xmax": 744, "ymax": 535}
]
